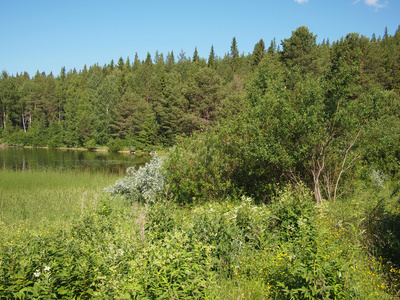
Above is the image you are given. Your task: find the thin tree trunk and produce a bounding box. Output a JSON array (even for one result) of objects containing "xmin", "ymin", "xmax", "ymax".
[
  {"xmin": 314, "ymin": 177, "xmax": 323, "ymax": 204},
  {"xmin": 333, "ymin": 129, "xmax": 361, "ymax": 201},
  {"xmin": 312, "ymin": 152, "xmax": 325, "ymax": 204},
  {"xmin": 22, "ymin": 111, "xmax": 26, "ymax": 132}
]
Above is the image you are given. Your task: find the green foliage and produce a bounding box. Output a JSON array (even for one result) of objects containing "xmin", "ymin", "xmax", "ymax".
[
  {"xmin": 1, "ymin": 25, "xmax": 399, "ymax": 153},
  {"xmin": 84, "ymin": 138, "xmax": 97, "ymax": 150},
  {"xmin": 164, "ymin": 131, "xmax": 234, "ymax": 205},
  {"xmin": 1, "ymin": 177, "xmax": 400, "ymax": 299},
  {"xmin": 361, "ymin": 90, "xmax": 400, "ymax": 177},
  {"xmin": 252, "ymin": 39, "xmax": 266, "ymax": 69},
  {"xmin": 281, "ymin": 26, "xmax": 318, "ymax": 74},
  {"xmin": 106, "ymin": 137, "xmax": 124, "ymax": 152},
  {"xmin": 269, "ymin": 183, "xmax": 316, "ymax": 242},
  {"xmin": 127, "ymin": 230, "xmax": 215, "ymax": 299}
]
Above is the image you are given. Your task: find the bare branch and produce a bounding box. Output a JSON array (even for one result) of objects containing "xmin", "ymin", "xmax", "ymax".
[{"xmin": 333, "ymin": 128, "xmax": 362, "ymax": 201}]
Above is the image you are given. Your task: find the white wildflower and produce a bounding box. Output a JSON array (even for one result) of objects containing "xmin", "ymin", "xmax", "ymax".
[
  {"xmin": 34, "ymin": 270, "xmax": 41, "ymax": 277},
  {"xmin": 44, "ymin": 266, "xmax": 50, "ymax": 272},
  {"xmin": 297, "ymin": 217, "xmax": 307, "ymax": 229}
]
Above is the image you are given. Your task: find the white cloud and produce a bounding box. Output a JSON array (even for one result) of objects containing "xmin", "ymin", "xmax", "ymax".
[
  {"xmin": 362, "ymin": 0, "xmax": 387, "ymax": 8},
  {"xmin": 294, "ymin": 0, "xmax": 309, "ymax": 4},
  {"xmin": 365, "ymin": 0, "xmax": 386, "ymax": 8}
]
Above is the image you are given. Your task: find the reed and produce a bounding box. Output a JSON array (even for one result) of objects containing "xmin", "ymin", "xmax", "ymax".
[{"xmin": 0, "ymin": 169, "xmax": 119, "ymax": 229}]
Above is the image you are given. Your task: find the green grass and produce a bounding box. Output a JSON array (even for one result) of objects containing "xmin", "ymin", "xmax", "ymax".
[
  {"xmin": 0, "ymin": 169, "xmax": 119, "ymax": 229},
  {"xmin": 1, "ymin": 173, "xmax": 399, "ymax": 299}
]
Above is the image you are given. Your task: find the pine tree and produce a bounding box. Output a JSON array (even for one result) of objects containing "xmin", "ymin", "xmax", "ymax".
[
  {"xmin": 118, "ymin": 57, "xmax": 124, "ymax": 70},
  {"xmin": 267, "ymin": 38, "xmax": 276, "ymax": 54},
  {"xmin": 193, "ymin": 47, "xmax": 199, "ymax": 62},
  {"xmin": 144, "ymin": 53, "xmax": 152, "ymax": 66},
  {"xmin": 281, "ymin": 26, "xmax": 318, "ymax": 74},
  {"xmin": 125, "ymin": 57, "xmax": 131, "ymax": 71},
  {"xmin": 109, "ymin": 59, "xmax": 114, "ymax": 72},
  {"xmin": 230, "ymin": 37, "xmax": 239, "ymax": 72},
  {"xmin": 252, "ymin": 39, "xmax": 265, "ymax": 69},
  {"xmin": 383, "ymin": 26, "xmax": 389, "ymax": 39},
  {"xmin": 208, "ymin": 45, "xmax": 216, "ymax": 69},
  {"xmin": 133, "ymin": 52, "xmax": 141, "ymax": 71},
  {"xmin": 112, "ymin": 92, "xmax": 145, "ymax": 140},
  {"xmin": 138, "ymin": 108, "xmax": 158, "ymax": 148},
  {"xmin": 166, "ymin": 51, "xmax": 175, "ymax": 72},
  {"xmin": 178, "ymin": 50, "xmax": 188, "ymax": 63}
]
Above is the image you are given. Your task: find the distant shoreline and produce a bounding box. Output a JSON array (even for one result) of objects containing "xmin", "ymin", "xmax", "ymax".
[{"xmin": 0, "ymin": 144, "xmax": 155, "ymax": 155}]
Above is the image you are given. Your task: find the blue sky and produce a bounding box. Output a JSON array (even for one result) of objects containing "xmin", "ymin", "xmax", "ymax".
[{"xmin": 0, "ymin": 0, "xmax": 399, "ymax": 77}]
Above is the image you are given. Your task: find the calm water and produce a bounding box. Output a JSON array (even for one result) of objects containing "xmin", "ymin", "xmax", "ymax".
[{"xmin": 0, "ymin": 147, "xmax": 152, "ymax": 174}]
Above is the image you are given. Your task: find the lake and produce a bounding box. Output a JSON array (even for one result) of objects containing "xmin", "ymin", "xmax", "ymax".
[{"xmin": 0, "ymin": 147, "xmax": 152, "ymax": 174}]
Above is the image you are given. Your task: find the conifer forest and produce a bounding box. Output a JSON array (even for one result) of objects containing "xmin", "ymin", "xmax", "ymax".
[{"xmin": 1, "ymin": 26, "xmax": 397, "ymax": 153}]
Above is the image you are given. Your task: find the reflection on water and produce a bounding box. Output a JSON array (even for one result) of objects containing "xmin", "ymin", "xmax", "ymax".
[{"xmin": 0, "ymin": 147, "xmax": 152, "ymax": 174}]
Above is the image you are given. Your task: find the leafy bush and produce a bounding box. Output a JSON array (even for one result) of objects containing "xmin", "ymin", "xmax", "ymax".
[
  {"xmin": 269, "ymin": 182, "xmax": 316, "ymax": 241},
  {"xmin": 4, "ymin": 129, "xmax": 28, "ymax": 146},
  {"xmin": 84, "ymin": 138, "xmax": 97, "ymax": 150},
  {"xmin": 145, "ymin": 199, "xmax": 178, "ymax": 240},
  {"xmin": 104, "ymin": 155, "xmax": 165, "ymax": 203},
  {"xmin": 107, "ymin": 138, "xmax": 124, "ymax": 152},
  {"xmin": 125, "ymin": 230, "xmax": 216, "ymax": 299},
  {"xmin": 164, "ymin": 131, "xmax": 236, "ymax": 205}
]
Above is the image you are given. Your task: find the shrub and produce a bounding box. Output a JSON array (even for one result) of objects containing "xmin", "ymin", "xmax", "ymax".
[
  {"xmin": 107, "ymin": 138, "xmax": 124, "ymax": 152},
  {"xmin": 104, "ymin": 155, "xmax": 165, "ymax": 204},
  {"xmin": 84, "ymin": 138, "xmax": 97, "ymax": 150},
  {"xmin": 268, "ymin": 182, "xmax": 316, "ymax": 241},
  {"xmin": 125, "ymin": 230, "xmax": 216, "ymax": 299},
  {"xmin": 163, "ymin": 132, "xmax": 235, "ymax": 205}
]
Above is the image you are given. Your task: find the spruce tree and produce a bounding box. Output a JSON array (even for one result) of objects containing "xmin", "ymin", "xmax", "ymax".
[
  {"xmin": 118, "ymin": 57, "xmax": 124, "ymax": 70},
  {"xmin": 230, "ymin": 37, "xmax": 239, "ymax": 72},
  {"xmin": 193, "ymin": 47, "xmax": 199, "ymax": 62},
  {"xmin": 208, "ymin": 45, "xmax": 216, "ymax": 69},
  {"xmin": 252, "ymin": 39, "xmax": 265, "ymax": 69}
]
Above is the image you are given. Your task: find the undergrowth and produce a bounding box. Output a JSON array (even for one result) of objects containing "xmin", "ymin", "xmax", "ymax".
[{"xmin": 1, "ymin": 179, "xmax": 400, "ymax": 299}]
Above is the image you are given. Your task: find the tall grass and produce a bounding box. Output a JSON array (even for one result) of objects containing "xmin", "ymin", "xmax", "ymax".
[{"xmin": 0, "ymin": 169, "xmax": 119, "ymax": 230}]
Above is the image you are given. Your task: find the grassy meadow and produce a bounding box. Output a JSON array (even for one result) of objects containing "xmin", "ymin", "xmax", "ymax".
[
  {"xmin": 0, "ymin": 170, "xmax": 119, "ymax": 229},
  {"xmin": 1, "ymin": 166, "xmax": 400, "ymax": 299}
]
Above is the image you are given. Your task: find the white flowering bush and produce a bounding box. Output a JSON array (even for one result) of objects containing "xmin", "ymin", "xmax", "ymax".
[{"xmin": 104, "ymin": 155, "xmax": 166, "ymax": 203}]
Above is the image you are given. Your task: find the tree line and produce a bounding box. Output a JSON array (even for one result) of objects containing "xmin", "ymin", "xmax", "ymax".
[
  {"xmin": 1, "ymin": 26, "xmax": 399, "ymax": 154},
  {"xmin": 162, "ymin": 25, "xmax": 400, "ymax": 204}
]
